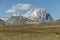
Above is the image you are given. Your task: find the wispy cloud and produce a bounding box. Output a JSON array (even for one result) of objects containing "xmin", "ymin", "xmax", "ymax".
[{"xmin": 6, "ymin": 3, "xmax": 32, "ymax": 13}]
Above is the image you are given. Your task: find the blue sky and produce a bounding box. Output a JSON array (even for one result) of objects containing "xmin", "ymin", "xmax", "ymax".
[{"xmin": 0, "ymin": 0, "xmax": 60, "ymax": 20}]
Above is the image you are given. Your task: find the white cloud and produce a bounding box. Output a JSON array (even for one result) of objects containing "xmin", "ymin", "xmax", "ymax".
[
  {"xmin": 6, "ymin": 7, "xmax": 16, "ymax": 13},
  {"xmin": 19, "ymin": 4, "xmax": 31, "ymax": 10},
  {"xmin": 6, "ymin": 3, "xmax": 32, "ymax": 13}
]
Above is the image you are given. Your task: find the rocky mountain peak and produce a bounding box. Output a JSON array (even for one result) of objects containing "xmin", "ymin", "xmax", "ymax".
[{"xmin": 24, "ymin": 8, "xmax": 53, "ymax": 22}]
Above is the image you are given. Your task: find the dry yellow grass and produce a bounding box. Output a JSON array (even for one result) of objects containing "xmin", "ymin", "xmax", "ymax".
[
  {"xmin": 0, "ymin": 31, "xmax": 60, "ymax": 40},
  {"xmin": 0, "ymin": 22, "xmax": 60, "ymax": 40}
]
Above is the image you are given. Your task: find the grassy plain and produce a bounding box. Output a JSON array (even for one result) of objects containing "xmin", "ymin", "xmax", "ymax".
[{"xmin": 0, "ymin": 22, "xmax": 60, "ymax": 40}]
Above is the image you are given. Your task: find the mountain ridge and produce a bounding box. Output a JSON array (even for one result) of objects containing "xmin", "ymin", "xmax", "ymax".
[{"xmin": 0, "ymin": 8, "xmax": 53, "ymax": 25}]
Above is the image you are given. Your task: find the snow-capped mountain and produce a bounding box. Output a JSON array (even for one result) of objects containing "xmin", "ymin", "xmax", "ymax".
[
  {"xmin": 0, "ymin": 8, "xmax": 53, "ymax": 25},
  {"xmin": 24, "ymin": 8, "xmax": 53, "ymax": 23}
]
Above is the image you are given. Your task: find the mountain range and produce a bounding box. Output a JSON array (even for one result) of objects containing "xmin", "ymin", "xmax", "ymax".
[{"xmin": 0, "ymin": 8, "xmax": 53, "ymax": 25}]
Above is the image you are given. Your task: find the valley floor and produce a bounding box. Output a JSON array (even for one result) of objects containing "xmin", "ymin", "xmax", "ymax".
[{"xmin": 0, "ymin": 24, "xmax": 60, "ymax": 40}]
